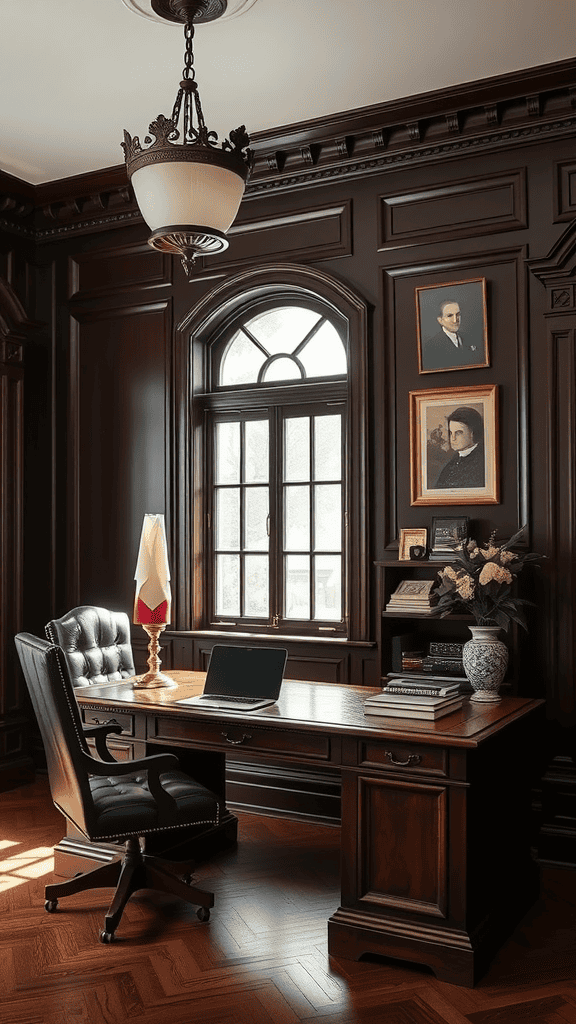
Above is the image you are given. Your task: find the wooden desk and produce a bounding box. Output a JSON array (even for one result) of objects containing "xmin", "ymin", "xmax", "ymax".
[{"xmin": 69, "ymin": 672, "xmax": 543, "ymax": 987}]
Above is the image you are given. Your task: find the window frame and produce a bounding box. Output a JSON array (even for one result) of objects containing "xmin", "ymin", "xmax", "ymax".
[
  {"xmin": 206, "ymin": 395, "xmax": 348, "ymax": 637},
  {"xmin": 173, "ymin": 264, "xmax": 369, "ymax": 645}
]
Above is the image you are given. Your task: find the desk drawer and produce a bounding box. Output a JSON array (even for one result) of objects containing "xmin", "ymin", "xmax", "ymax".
[
  {"xmin": 357, "ymin": 739, "xmax": 448, "ymax": 777},
  {"xmin": 151, "ymin": 716, "xmax": 331, "ymax": 762},
  {"xmin": 81, "ymin": 708, "xmax": 136, "ymax": 737}
]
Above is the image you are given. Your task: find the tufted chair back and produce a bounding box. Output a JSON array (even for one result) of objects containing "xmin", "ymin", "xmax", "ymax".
[
  {"xmin": 46, "ymin": 605, "xmax": 136, "ymax": 687},
  {"xmin": 14, "ymin": 633, "xmax": 96, "ymax": 835}
]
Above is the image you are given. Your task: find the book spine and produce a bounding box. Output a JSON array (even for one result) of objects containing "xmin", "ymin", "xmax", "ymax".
[
  {"xmin": 422, "ymin": 660, "xmax": 464, "ymax": 676},
  {"xmin": 387, "ymin": 672, "xmax": 469, "ymax": 684},
  {"xmin": 428, "ymin": 642, "xmax": 464, "ymax": 656},
  {"xmin": 385, "ymin": 686, "xmax": 458, "ymax": 697}
]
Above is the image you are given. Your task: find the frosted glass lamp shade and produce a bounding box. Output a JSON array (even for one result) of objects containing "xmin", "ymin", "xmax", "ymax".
[{"xmin": 131, "ymin": 159, "xmax": 246, "ymax": 235}]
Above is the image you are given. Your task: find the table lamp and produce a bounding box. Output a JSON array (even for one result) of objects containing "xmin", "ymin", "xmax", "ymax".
[{"xmin": 133, "ymin": 513, "xmax": 176, "ymax": 689}]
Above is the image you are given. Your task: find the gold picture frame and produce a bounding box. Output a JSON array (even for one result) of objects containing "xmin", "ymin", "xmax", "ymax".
[
  {"xmin": 399, "ymin": 528, "xmax": 428, "ymax": 560},
  {"xmin": 410, "ymin": 384, "xmax": 499, "ymax": 506},
  {"xmin": 415, "ymin": 277, "xmax": 489, "ymax": 374}
]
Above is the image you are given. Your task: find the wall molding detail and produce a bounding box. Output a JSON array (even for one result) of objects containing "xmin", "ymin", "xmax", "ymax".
[{"xmin": 2, "ymin": 58, "xmax": 576, "ymax": 242}]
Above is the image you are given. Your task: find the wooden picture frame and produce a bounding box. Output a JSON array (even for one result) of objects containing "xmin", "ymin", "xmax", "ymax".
[
  {"xmin": 399, "ymin": 528, "xmax": 428, "ymax": 560},
  {"xmin": 409, "ymin": 384, "xmax": 499, "ymax": 506},
  {"xmin": 415, "ymin": 277, "xmax": 489, "ymax": 374}
]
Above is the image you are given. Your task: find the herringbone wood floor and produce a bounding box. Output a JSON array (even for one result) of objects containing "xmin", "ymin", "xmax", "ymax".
[{"xmin": 1, "ymin": 778, "xmax": 575, "ymax": 1024}]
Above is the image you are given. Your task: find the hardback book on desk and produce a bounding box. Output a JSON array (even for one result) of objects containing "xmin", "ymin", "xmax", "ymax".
[
  {"xmin": 363, "ymin": 691, "xmax": 466, "ymax": 719},
  {"xmin": 70, "ymin": 671, "xmax": 544, "ymax": 988}
]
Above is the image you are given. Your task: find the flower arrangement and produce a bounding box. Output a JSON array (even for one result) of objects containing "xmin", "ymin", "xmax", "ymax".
[{"xmin": 435, "ymin": 525, "xmax": 544, "ymax": 631}]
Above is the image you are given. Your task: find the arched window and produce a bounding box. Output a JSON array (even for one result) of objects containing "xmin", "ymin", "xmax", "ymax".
[{"xmin": 176, "ymin": 265, "xmax": 369, "ymax": 642}]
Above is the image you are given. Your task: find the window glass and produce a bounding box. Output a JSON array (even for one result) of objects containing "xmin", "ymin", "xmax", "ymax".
[
  {"xmin": 299, "ymin": 321, "xmax": 347, "ymax": 377},
  {"xmin": 314, "ymin": 555, "xmax": 341, "ymax": 620},
  {"xmin": 244, "ymin": 420, "xmax": 269, "ymax": 483},
  {"xmin": 246, "ymin": 306, "xmax": 321, "ymax": 354},
  {"xmin": 220, "ymin": 331, "xmax": 266, "ymax": 386},
  {"xmin": 284, "ymin": 417, "xmax": 310, "ymax": 482},
  {"xmin": 284, "ymin": 485, "xmax": 310, "ymax": 551},
  {"xmin": 314, "ymin": 415, "xmax": 341, "ymax": 481},
  {"xmin": 215, "ymin": 422, "xmax": 240, "ymax": 484},
  {"xmin": 262, "ymin": 357, "xmax": 301, "ymax": 382},
  {"xmin": 216, "ymin": 554, "xmax": 240, "ymax": 616},
  {"xmin": 285, "ymin": 554, "xmax": 310, "ymax": 619},
  {"xmin": 314, "ymin": 484, "xmax": 341, "ymax": 551}
]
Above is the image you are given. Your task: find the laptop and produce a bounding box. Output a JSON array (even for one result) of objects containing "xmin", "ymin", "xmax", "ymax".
[{"xmin": 176, "ymin": 645, "xmax": 288, "ymax": 712}]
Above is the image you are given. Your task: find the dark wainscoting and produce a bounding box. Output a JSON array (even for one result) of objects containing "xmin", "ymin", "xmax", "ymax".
[{"xmin": 2, "ymin": 61, "xmax": 576, "ymax": 856}]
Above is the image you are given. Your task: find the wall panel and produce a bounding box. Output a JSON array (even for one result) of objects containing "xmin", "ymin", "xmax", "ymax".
[{"xmin": 66, "ymin": 299, "xmax": 172, "ymax": 613}]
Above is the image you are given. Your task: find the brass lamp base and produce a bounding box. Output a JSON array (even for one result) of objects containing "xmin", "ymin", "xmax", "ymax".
[{"xmin": 134, "ymin": 623, "xmax": 177, "ymax": 689}]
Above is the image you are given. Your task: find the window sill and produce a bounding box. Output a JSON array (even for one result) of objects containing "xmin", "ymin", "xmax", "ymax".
[{"xmin": 166, "ymin": 629, "xmax": 375, "ymax": 648}]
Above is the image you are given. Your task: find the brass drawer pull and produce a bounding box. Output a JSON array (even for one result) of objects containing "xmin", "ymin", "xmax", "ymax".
[
  {"xmin": 221, "ymin": 732, "xmax": 252, "ymax": 746},
  {"xmin": 90, "ymin": 717, "xmax": 120, "ymax": 726},
  {"xmin": 384, "ymin": 750, "xmax": 422, "ymax": 767}
]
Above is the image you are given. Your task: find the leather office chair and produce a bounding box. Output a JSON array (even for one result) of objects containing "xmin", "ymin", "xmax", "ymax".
[
  {"xmin": 45, "ymin": 605, "xmax": 136, "ymax": 687},
  {"xmin": 15, "ymin": 632, "xmax": 220, "ymax": 943}
]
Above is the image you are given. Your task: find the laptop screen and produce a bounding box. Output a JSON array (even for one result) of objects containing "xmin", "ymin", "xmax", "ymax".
[{"xmin": 203, "ymin": 645, "xmax": 288, "ymax": 700}]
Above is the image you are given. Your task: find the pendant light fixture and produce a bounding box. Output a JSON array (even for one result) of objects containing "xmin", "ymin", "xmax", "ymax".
[{"xmin": 121, "ymin": 0, "xmax": 253, "ymax": 277}]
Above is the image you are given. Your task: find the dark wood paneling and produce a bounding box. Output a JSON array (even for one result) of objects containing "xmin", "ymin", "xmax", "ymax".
[
  {"xmin": 9, "ymin": 64, "xmax": 576, "ymax": 861},
  {"xmin": 378, "ymin": 169, "xmax": 526, "ymax": 250},
  {"xmin": 382, "ymin": 246, "xmax": 529, "ymax": 546},
  {"xmin": 68, "ymin": 242, "xmax": 171, "ymax": 299},
  {"xmin": 553, "ymin": 160, "xmax": 576, "ymax": 222},
  {"xmin": 66, "ymin": 299, "xmax": 171, "ymax": 612},
  {"xmin": 203, "ymin": 200, "xmax": 352, "ymax": 272}
]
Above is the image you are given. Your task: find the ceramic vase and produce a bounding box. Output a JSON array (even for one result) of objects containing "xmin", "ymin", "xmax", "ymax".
[{"xmin": 462, "ymin": 625, "xmax": 508, "ymax": 703}]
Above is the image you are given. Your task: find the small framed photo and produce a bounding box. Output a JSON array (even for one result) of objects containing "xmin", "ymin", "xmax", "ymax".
[
  {"xmin": 429, "ymin": 517, "xmax": 469, "ymax": 560},
  {"xmin": 399, "ymin": 528, "xmax": 428, "ymax": 560},
  {"xmin": 409, "ymin": 383, "xmax": 499, "ymax": 506},
  {"xmin": 415, "ymin": 277, "xmax": 489, "ymax": 374}
]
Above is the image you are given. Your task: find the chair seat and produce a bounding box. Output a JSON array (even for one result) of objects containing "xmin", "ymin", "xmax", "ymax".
[{"xmin": 89, "ymin": 770, "xmax": 220, "ymax": 839}]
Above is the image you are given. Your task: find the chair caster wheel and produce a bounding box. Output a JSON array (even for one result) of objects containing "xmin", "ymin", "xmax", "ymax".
[
  {"xmin": 196, "ymin": 907, "xmax": 210, "ymax": 922},
  {"xmin": 44, "ymin": 899, "xmax": 58, "ymax": 913},
  {"xmin": 99, "ymin": 930, "xmax": 114, "ymax": 944}
]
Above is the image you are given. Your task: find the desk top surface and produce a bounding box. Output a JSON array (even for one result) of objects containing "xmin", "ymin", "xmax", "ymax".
[{"xmin": 75, "ymin": 672, "xmax": 544, "ymax": 749}]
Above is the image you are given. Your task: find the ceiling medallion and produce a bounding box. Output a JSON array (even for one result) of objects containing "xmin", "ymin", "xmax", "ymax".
[
  {"xmin": 121, "ymin": 0, "xmax": 253, "ymax": 277},
  {"xmin": 120, "ymin": 0, "xmax": 259, "ymax": 24}
]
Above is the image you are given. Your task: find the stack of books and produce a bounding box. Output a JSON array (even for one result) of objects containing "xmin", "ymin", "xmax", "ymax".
[
  {"xmin": 363, "ymin": 689, "xmax": 466, "ymax": 720},
  {"xmin": 383, "ymin": 673, "xmax": 465, "ymax": 698},
  {"xmin": 385, "ymin": 580, "xmax": 438, "ymax": 615},
  {"xmin": 422, "ymin": 641, "xmax": 464, "ymax": 677}
]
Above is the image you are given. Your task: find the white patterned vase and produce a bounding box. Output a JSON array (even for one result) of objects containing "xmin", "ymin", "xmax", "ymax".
[{"xmin": 462, "ymin": 625, "xmax": 508, "ymax": 703}]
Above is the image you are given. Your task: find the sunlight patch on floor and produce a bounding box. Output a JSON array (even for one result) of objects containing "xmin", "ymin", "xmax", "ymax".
[{"xmin": 0, "ymin": 844, "xmax": 55, "ymax": 892}]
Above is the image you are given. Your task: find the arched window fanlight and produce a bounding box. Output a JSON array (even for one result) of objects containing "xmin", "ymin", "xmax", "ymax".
[{"xmin": 220, "ymin": 305, "xmax": 347, "ymax": 386}]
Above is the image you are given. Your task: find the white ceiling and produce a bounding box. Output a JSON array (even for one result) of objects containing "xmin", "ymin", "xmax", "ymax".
[{"xmin": 1, "ymin": 0, "xmax": 575, "ymax": 186}]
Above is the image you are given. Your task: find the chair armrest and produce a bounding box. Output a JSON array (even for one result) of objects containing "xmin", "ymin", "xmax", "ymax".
[
  {"xmin": 82, "ymin": 722, "xmax": 123, "ymax": 762},
  {"xmin": 82, "ymin": 751, "xmax": 181, "ymax": 820}
]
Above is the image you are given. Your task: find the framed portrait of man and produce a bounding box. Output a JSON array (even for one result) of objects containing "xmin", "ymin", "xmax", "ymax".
[
  {"xmin": 409, "ymin": 384, "xmax": 499, "ymax": 506},
  {"xmin": 415, "ymin": 278, "xmax": 489, "ymax": 374}
]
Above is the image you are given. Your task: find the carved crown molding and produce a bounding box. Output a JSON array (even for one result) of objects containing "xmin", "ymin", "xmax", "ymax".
[{"xmin": 2, "ymin": 58, "xmax": 576, "ymax": 242}]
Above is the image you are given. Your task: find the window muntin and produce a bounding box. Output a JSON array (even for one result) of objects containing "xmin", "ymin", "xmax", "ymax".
[{"xmin": 220, "ymin": 304, "xmax": 347, "ymax": 386}]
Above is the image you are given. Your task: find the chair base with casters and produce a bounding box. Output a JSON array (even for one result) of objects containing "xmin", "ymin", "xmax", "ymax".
[
  {"xmin": 44, "ymin": 836, "xmax": 213, "ymax": 942},
  {"xmin": 14, "ymin": 631, "xmax": 222, "ymax": 945}
]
